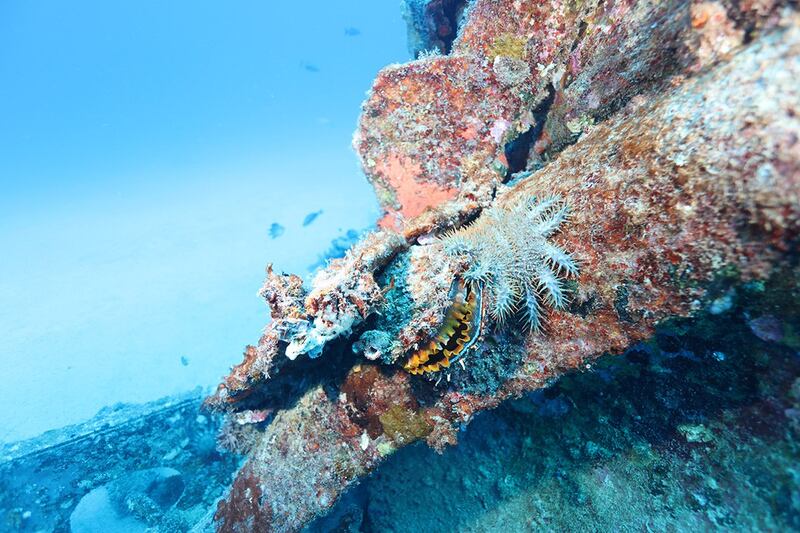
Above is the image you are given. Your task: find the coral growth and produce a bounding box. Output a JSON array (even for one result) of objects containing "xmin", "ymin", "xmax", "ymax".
[
  {"xmin": 212, "ymin": 4, "xmax": 800, "ymax": 531},
  {"xmin": 443, "ymin": 195, "xmax": 578, "ymax": 328},
  {"xmin": 216, "ymin": 411, "xmax": 270, "ymax": 456},
  {"xmin": 353, "ymin": 330, "xmax": 393, "ymax": 361},
  {"xmin": 357, "ymin": 0, "xmax": 791, "ymax": 225},
  {"xmin": 325, "ymin": 299, "xmax": 800, "ymax": 532},
  {"xmin": 215, "ymin": 466, "xmax": 273, "ymax": 533},
  {"xmin": 206, "ymin": 231, "xmax": 406, "ymax": 411},
  {"xmin": 287, "ymin": 231, "xmax": 405, "ymax": 359},
  {"xmin": 378, "ymin": 405, "xmax": 433, "ymax": 444},
  {"xmin": 488, "ymin": 33, "xmax": 528, "ymax": 60}
]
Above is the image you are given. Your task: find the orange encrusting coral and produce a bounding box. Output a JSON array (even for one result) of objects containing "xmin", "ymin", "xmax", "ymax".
[
  {"xmin": 404, "ymin": 281, "xmax": 481, "ymax": 374},
  {"xmin": 374, "ymin": 153, "xmax": 459, "ymax": 231}
]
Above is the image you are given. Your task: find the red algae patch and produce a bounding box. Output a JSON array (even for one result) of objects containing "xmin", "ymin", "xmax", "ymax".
[{"xmin": 375, "ymin": 154, "xmax": 459, "ymax": 230}]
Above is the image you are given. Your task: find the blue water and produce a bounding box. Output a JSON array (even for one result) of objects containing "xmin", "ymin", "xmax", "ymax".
[{"xmin": 0, "ymin": 1, "xmax": 408, "ymax": 443}]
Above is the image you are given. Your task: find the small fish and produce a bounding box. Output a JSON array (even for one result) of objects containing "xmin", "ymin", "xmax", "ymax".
[
  {"xmin": 344, "ymin": 27, "xmax": 361, "ymax": 37},
  {"xmin": 303, "ymin": 210, "xmax": 323, "ymax": 227},
  {"xmin": 308, "ymin": 229, "xmax": 361, "ymax": 271},
  {"xmin": 302, "ymin": 62, "xmax": 320, "ymax": 73},
  {"xmin": 269, "ymin": 223, "xmax": 285, "ymax": 239}
]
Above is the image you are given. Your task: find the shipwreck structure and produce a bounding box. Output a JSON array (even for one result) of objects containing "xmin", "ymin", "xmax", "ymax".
[{"xmin": 209, "ymin": 1, "xmax": 800, "ymax": 531}]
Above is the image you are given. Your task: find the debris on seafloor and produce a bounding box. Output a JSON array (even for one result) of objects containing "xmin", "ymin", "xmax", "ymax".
[
  {"xmin": 0, "ymin": 390, "xmax": 239, "ymax": 532},
  {"xmin": 209, "ymin": 2, "xmax": 800, "ymax": 531}
]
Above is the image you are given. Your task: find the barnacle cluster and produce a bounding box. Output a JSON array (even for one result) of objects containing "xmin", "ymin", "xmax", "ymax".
[{"xmin": 442, "ymin": 195, "xmax": 578, "ymax": 330}]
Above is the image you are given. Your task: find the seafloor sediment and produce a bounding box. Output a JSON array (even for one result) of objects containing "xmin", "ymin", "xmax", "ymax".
[{"xmin": 0, "ymin": 391, "xmax": 239, "ymax": 532}]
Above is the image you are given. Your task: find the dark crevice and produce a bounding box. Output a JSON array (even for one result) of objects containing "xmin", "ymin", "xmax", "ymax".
[
  {"xmin": 570, "ymin": 20, "xmax": 588, "ymax": 53},
  {"xmin": 432, "ymin": 0, "xmax": 468, "ymax": 54},
  {"xmin": 503, "ymin": 84, "xmax": 556, "ymax": 181},
  {"xmin": 728, "ymin": 0, "xmax": 760, "ymax": 45},
  {"xmin": 406, "ymin": 0, "xmax": 469, "ymax": 57},
  {"xmin": 220, "ymin": 335, "xmax": 362, "ymax": 414},
  {"xmin": 503, "ymin": 126, "xmax": 536, "ymax": 178}
]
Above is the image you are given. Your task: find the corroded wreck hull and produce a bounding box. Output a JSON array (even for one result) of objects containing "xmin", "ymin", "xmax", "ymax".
[{"xmin": 211, "ymin": 2, "xmax": 800, "ymax": 531}]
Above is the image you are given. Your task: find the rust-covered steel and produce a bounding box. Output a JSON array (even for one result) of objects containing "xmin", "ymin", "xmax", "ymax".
[{"xmin": 211, "ymin": 8, "xmax": 799, "ymax": 533}]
